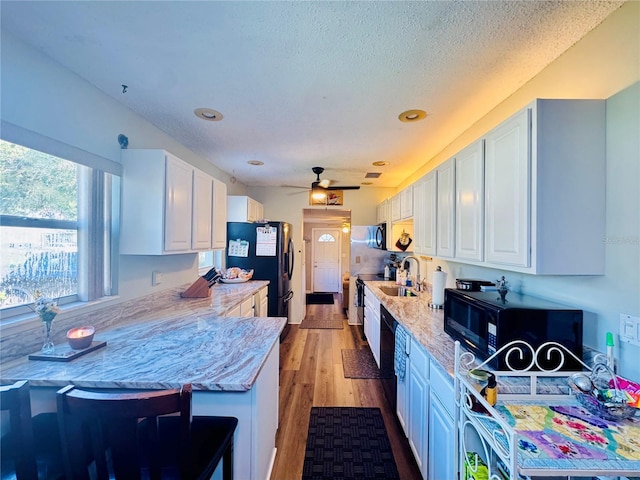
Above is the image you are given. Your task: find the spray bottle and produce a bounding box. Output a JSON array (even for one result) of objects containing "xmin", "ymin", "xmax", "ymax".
[{"xmin": 606, "ymin": 332, "xmax": 615, "ymax": 373}]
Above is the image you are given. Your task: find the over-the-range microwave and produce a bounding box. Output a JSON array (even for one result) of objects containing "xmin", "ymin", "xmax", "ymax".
[{"xmin": 444, "ymin": 289, "xmax": 583, "ymax": 371}]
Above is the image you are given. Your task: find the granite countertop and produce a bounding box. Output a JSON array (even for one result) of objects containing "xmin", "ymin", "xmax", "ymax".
[
  {"xmin": 363, "ymin": 280, "xmax": 456, "ymax": 378},
  {"xmin": 1, "ymin": 280, "xmax": 285, "ymax": 392}
]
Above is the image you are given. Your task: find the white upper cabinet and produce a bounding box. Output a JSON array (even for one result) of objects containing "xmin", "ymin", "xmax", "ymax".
[
  {"xmin": 485, "ymin": 99, "xmax": 605, "ymax": 274},
  {"xmin": 400, "ymin": 185, "xmax": 413, "ymax": 220},
  {"xmin": 455, "ymin": 140, "xmax": 485, "ymax": 262},
  {"xmin": 212, "ymin": 178, "xmax": 227, "ymax": 249},
  {"xmin": 227, "ymin": 195, "xmax": 264, "ymax": 223},
  {"xmin": 390, "ymin": 193, "xmax": 402, "ymax": 222},
  {"xmin": 485, "ymin": 109, "xmax": 530, "ymax": 267},
  {"xmin": 436, "ymin": 158, "xmax": 455, "ymax": 258},
  {"xmin": 191, "ymin": 169, "xmax": 213, "ymax": 250},
  {"xmin": 376, "ymin": 199, "xmax": 389, "ymax": 224},
  {"xmin": 164, "ymin": 154, "xmax": 194, "ymax": 252},
  {"xmin": 121, "ymin": 149, "xmax": 225, "ymax": 255},
  {"xmin": 412, "ymin": 172, "xmax": 436, "ymax": 256}
]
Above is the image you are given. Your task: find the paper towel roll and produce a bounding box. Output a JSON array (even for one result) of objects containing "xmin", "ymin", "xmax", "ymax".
[{"xmin": 431, "ymin": 267, "xmax": 447, "ymax": 306}]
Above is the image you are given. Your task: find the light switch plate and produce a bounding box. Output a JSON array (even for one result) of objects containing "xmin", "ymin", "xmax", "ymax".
[{"xmin": 619, "ymin": 314, "xmax": 640, "ymax": 347}]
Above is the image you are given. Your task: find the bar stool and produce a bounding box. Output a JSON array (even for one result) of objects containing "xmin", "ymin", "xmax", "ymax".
[
  {"xmin": 56, "ymin": 384, "xmax": 237, "ymax": 480},
  {"xmin": 0, "ymin": 380, "xmax": 64, "ymax": 480}
]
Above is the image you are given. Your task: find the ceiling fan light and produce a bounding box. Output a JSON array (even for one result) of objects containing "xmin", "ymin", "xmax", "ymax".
[{"xmin": 311, "ymin": 190, "xmax": 326, "ymax": 200}]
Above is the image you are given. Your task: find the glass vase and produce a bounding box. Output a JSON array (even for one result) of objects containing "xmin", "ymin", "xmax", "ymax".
[{"xmin": 41, "ymin": 319, "xmax": 56, "ymax": 354}]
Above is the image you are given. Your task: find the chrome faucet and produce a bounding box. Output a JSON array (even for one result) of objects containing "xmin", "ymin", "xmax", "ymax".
[{"xmin": 403, "ymin": 256, "xmax": 421, "ymax": 291}]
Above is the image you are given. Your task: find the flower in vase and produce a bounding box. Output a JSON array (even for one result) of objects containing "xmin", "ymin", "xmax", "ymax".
[{"xmin": 33, "ymin": 291, "xmax": 60, "ymax": 323}]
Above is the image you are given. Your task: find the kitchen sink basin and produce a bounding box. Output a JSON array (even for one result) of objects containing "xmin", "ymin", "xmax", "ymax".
[{"xmin": 379, "ymin": 286, "xmax": 419, "ymax": 297}]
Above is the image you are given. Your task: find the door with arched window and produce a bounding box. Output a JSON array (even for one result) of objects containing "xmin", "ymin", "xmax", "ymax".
[{"xmin": 312, "ymin": 228, "xmax": 341, "ymax": 292}]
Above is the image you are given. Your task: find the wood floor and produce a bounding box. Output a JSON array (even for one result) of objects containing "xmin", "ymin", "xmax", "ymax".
[{"xmin": 270, "ymin": 294, "xmax": 422, "ymax": 480}]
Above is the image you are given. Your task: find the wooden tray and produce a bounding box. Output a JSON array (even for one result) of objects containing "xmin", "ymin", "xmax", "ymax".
[{"xmin": 28, "ymin": 340, "xmax": 107, "ymax": 362}]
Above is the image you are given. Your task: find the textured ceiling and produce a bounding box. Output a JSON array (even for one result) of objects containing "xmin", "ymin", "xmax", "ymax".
[{"xmin": 1, "ymin": 1, "xmax": 623, "ymax": 190}]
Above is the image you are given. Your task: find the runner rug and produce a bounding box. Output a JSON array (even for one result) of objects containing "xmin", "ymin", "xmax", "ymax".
[
  {"xmin": 306, "ymin": 293, "xmax": 335, "ymax": 305},
  {"xmin": 302, "ymin": 407, "xmax": 400, "ymax": 480},
  {"xmin": 300, "ymin": 315, "xmax": 344, "ymax": 329},
  {"xmin": 341, "ymin": 349, "xmax": 381, "ymax": 379}
]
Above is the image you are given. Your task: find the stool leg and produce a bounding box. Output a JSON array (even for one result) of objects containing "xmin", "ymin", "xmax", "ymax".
[{"xmin": 222, "ymin": 442, "xmax": 233, "ymax": 480}]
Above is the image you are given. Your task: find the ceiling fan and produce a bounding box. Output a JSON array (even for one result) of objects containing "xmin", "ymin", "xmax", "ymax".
[{"xmin": 310, "ymin": 167, "xmax": 361, "ymax": 191}]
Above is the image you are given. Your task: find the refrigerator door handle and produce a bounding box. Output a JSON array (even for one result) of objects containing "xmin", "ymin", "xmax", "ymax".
[
  {"xmin": 283, "ymin": 290, "xmax": 294, "ymax": 302},
  {"xmin": 287, "ymin": 238, "xmax": 295, "ymax": 280}
]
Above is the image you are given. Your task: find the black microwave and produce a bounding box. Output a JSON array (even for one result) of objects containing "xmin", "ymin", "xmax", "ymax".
[
  {"xmin": 370, "ymin": 223, "xmax": 387, "ymax": 250},
  {"xmin": 444, "ymin": 289, "xmax": 583, "ymax": 371}
]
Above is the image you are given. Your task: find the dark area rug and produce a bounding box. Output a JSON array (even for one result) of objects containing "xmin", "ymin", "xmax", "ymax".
[
  {"xmin": 302, "ymin": 407, "xmax": 400, "ymax": 480},
  {"xmin": 306, "ymin": 293, "xmax": 335, "ymax": 305},
  {"xmin": 300, "ymin": 315, "xmax": 344, "ymax": 330},
  {"xmin": 341, "ymin": 349, "xmax": 381, "ymax": 379}
]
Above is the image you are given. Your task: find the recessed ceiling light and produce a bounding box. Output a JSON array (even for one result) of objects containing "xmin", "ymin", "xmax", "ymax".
[
  {"xmin": 247, "ymin": 160, "xmax": 264, "ymax": 166},
  {"xmin": 398, "ymin": 109, "xmax": 427, "ymax": 122},
  {"xmin": 194, "ymin": 108, "xmax": 223, "ymax": 121},
  {"xmin": 372, "ymin": 161, "xmax": 389, "ymax": 167},
  {"xmin": 361, "ymin": 181, "xmax": 373, "ymax": 186}
]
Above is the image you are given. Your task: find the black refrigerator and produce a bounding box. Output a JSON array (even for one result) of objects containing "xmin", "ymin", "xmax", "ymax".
[{"xmin": 226, "ymin": 222, "xmax": 294, "ymax": 340}]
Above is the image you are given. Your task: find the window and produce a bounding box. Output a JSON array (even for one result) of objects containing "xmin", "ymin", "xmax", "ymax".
[
  {"xmin": 318, "ymin": 233, "xmax": 336, "ymax": 242},
  {"xmin": 0, "ymin": 139, "xmax": 118, "ymax": 319}
]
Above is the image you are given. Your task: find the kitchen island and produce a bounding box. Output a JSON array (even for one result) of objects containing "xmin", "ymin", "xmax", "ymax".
[{"xmin": 1, "ymin": 286, "xmax": 285, "ymax": 480}]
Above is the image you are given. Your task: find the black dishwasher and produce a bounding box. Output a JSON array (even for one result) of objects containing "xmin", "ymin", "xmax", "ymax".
[{"xmin": 379, "ymin": 304, "xmax": 396, "ymax": 412}]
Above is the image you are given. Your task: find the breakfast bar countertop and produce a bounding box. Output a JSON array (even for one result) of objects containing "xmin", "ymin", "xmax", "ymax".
[{"xmin": 1, "ymin": 282, "xmax": 285, "ymax": 392}]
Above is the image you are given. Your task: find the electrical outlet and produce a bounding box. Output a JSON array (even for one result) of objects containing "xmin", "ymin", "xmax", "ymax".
[
  {"xmin": 619, "ymin": 314, "xmax": 640, "ymax": 347},
  {"xmin": 152, "ymin": 271, "xmax": 163, "ymax": 286}
]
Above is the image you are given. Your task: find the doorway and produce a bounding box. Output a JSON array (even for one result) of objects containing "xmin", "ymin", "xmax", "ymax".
[
  {"xmin": 311, "ymin": 228, "xmax": 341, "ymax": 292},
  {"xmin": 302, "ymin": 208, "xmax": 351, "ymax": 295}
]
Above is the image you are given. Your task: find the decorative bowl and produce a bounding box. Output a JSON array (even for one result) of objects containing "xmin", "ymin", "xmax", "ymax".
[
  {"xmin": 568, "ymin": 365, "xmax": 639, "ymax": 421},
  {"xmin": 66, "ymin": 326, "xmax": 95, "ymax": 350}
]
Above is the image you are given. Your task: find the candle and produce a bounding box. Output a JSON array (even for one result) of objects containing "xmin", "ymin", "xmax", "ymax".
[{"xmin": 66, "ymin": 326, "xmax": 95, "ymax": 350}]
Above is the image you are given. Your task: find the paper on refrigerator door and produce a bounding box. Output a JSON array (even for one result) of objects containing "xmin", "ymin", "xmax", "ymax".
[{"xmin": 256, "ymin": 226, "xmax": 277, "ymax": 256}]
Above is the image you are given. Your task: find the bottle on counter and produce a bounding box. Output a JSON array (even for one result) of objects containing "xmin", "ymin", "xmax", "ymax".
[{"xmin": 384, "ymin": 265, "xmax": 390, "ymax": 279}]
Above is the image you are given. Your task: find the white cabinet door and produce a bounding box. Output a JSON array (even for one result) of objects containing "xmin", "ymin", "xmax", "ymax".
[
  {"xmin": 211, "ymin": 177, "xmax": 227, "ymax": 249},
  {"xmin": 485, "ymin": 108, "xmax": 530, "ymax": 267},
  {"xmin": 376, "ymin": 199, "xmax": 388, "ymax": 224},
  {"xmin": 407, "ymin": 338, "xmax": 429, "ymax": 475},
  {"xmin": 400, "ymin": 185, "xmax": 413, "ymax": 219},
  {"xmin": 191, "ymin": 169, "xmax": 213, "ymax": 250},
  {"xmin": 228, "ymin": 195, "xmax": 264, "ymax": 223},
  {"xmin": 390, "ymin": 194, "xmax": 401, "ymax": 222},
  {"xmin": 455, "ymin": 140, "xmax": 484, "ymax": 262},
  {"xmin": 164, "ymin": 154, "xmax": 194, "ymax": 252},
  {"xmin": 412, "ymin": 172, "xmax": 436, "ymax": 256},
  {"xmin": 428, "ymin": 394, "xmax": 455, "ymax": 480},
  {"xmin": 436, "ymin": 158, "xmax": 455, "ymax": 258},
  {"xmin": 240, "ymin": 296, "xmax": 254, "ymax": 317}
]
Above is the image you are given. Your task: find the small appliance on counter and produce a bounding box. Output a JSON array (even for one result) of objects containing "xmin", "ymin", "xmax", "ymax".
[
  {"xmin": 455, "ymin": 278, "xmax": 495, "ymax": 291},
  {"xmin": 444, "ymin": 288, "xmax": 584, "ymax": 371}
]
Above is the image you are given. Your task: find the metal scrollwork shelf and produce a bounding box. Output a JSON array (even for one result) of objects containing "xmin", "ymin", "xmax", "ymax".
[{"xmin": 454, "ymin": 340, "xmax": 640, "ymax": 480}]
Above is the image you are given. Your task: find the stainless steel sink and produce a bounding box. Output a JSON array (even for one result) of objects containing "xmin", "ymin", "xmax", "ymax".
[{"xmin": 379, "ymin": 286, "xmax": 419, "ymax": 297}]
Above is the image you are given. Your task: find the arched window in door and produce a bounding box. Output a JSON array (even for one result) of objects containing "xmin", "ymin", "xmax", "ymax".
[{"xmin": 318, "ymin": 233, "xmax": 336, "ymax": 243}]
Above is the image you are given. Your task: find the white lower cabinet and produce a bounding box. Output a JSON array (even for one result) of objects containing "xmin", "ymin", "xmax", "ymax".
[
  {"xmin": 406, "ymin": 337, "xmax": 429, "ymax": 475},
  {"xmin": 396, "ymin": 333, "xmax": 456, "ymax": 479},
  {"xmin": 428, "ymin": 365, "xmax": 456, "ymax": 480}
]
